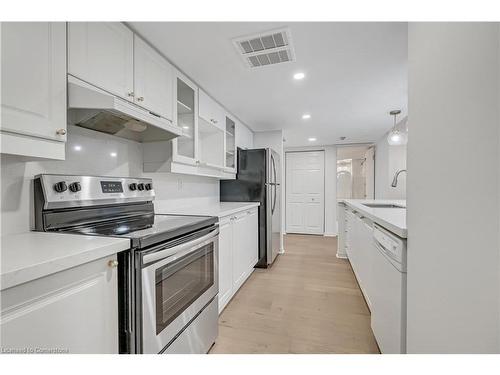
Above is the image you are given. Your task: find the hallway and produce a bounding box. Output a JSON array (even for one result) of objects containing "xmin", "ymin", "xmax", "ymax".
[{"xmin": 210, "ymin": 234, "xmax": 379, "ymax": 354}]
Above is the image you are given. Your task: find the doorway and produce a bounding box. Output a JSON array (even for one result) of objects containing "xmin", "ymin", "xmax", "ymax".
[
  {"xmin": 285, "ymin": 151, "xmax": 325, "ymax": 235},
  {"xmin": 336, "ymin": 145, "xmax": 375, "ymax": 200}
]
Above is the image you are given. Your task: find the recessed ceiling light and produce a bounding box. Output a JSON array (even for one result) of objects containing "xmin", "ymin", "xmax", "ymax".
[
  {"xmin": 293, "ymin": 72, "xmax": 305, "ymax": 80},
  {"xmin": 182, "ymin": 126, "xmax": 189, "ymax": 130},
  {"xmin": 73, "ymin": 145, "xmax": 82, "ymax": 151},
  {"xmin": 110, "ymin": 152, "xmax": 117, "ymax": 158},
  {"xmin": 302, "ymin": 114, "xmax": 311, "ymax": 120},
  {"xmin": 308, "ymin": 137, "xmax": 317, "ymax": 142}
]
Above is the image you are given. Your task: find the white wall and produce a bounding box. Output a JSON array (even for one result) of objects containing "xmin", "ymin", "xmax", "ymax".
[
  {"xmin": 284, "ymin": 145, "xmax": 338, "ymax": 237},
  {"xmin": 253, "ymin": 130, "xmax": 285, "ymax": 251},
  {"xmin": 0, "ymin": 125, "xmax": 220, "ymax": 235},
  {"xmin": 407, "ymin": 22, "xmax": 500, "ymax": 353},
  {"xmin": 375, "ymin": 132, "xmax": 407, "ymax": 199}
]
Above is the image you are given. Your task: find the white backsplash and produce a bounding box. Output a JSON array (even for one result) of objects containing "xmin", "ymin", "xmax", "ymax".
[{"xmin": 1, "ymin": 125, "xmax": 220, "ymax": 235}]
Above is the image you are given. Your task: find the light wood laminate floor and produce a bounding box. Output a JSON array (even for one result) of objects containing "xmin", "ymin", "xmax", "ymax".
[{"xmin": 210, "ymin": 234, "xmax": 379, "ymax": 354}]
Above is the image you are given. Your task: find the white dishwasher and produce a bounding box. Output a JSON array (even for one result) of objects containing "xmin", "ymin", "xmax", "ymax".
[{"xmin": 370, "ymin": 223, "xmax": 407, "ymax": 354}]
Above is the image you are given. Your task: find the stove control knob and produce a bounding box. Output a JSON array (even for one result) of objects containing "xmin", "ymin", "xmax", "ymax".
[
  {"xmin": 145, "ymin": 183, "xmax": 153, "ymax": 191},
  {"xmin": 137, "ymin": 183, "xmax": 145, "ymax": 191},
  {"xmin": 69, "ymin": 182, "xmax": 81, "ymax": 192},
  {"xmin": 54, "ymin": 181, "xmax": 67, "ymax": 193},
  {"xmin": 129, "ymin": 183, "xmax": 137, "ymax": 191}
]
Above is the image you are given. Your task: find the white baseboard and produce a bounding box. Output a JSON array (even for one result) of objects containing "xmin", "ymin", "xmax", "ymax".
[{"xmin": 323, "ymin": 232, "xmax": 338, "ymax": 237}]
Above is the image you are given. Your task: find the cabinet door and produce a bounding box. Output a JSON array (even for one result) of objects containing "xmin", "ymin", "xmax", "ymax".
[
  {"xmin": 68, "ymin": 22, "xmax": 134, "ymax": 100},
  {"xmin": 134, "ymin": 36, "xmax": 173, "ymax": 120},
  {"xmin": 224, "ymin": 115, "xmax": 237, "ymax": 172},
  {"xmin": 173, "ymin": 71, "xmax": 198, "ymax": 165},
  {"xmin": 232, "ymin": 212, "xmax": 248, "ymax": 290},
  {"xmin": 1, "ymin": 22, "xmax": 67, "ymax": 142},
  {"xmin": 199, "ymin": 89, "xmax": 224, "ymax": 129},
  {"xmin": 245, "ymin": 208, "xmax": 259, "ymax": 268},
  {"xmin": 218, "ymin": 216, "xmax": 233, "ymax": 313},
  {"xmin": 0, "ymin": 255, "xmax": 118, "ymax": 354},
  {"xmin": 358, "ymin": 218, "xmax": 374, "ymax": 308},
  {"xmin": 337, "ymin": 204, "xmax": 347, "ymax": 257}
]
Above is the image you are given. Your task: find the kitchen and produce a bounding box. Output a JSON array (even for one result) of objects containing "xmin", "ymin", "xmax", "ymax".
[{"xmin": 1, "ymin": 4, "xmax": 500, "ymax": 370}]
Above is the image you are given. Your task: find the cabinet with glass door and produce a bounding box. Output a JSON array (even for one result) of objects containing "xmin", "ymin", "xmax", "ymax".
[
  {"xmin": 225, "ymin": 115, "xmax": 237, "ymax": 173},
  {"xmin": 173, "ymin": 71, "xmax": 198, "ymax": 165}
]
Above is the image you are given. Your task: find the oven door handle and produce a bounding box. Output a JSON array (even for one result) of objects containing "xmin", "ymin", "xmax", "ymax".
[{"xmin": 142, "ymin": 227, "xmax": 219, "ymax": 265}]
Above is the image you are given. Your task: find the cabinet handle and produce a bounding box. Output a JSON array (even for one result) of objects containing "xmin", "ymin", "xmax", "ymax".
[
  {"xmin": 127, "ymin": 91, "xmax": 135, "ymax": 98},
  {"xmin": 137, "ymin": 97, "xmax": 144, "ymax": 102},
  {"xmin": 56, "ymin": 128, "xmax": 66, "ymax": 135},
  {"xmin": 108, "ymin": 259, "xmax": 119, "ymax": 268}
]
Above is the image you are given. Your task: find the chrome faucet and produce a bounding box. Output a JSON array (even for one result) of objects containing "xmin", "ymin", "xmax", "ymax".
[{"xmin": 391, "ymin": 169, "xmax": 407, "ymax": 187}]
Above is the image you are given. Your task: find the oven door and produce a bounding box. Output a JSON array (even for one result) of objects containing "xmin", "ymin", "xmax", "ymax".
[{"xmin": 141, "ymin": 227, "xmax": 218, "ymax": 353}]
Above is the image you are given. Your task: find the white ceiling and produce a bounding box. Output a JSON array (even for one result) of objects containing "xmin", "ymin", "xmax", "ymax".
[{"xmin": 130, "ymin": 22, "xmax": 408, "ymax": 147}]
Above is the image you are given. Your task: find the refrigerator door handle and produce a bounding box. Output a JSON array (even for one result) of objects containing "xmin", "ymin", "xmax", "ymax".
[{"xmin": 271, "ymin": 153, "xmax": 278, "ymax": 214}]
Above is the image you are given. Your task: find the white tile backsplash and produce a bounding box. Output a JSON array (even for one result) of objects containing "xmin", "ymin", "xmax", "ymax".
[{"xmin": 1, "ymin": 125, "xmax": 220, "ymax": 235}]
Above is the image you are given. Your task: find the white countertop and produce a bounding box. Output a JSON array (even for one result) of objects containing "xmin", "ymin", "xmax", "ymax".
[
  {"xmin": 156, "ymin": 202, "xmax": 260, "ymax": 218},
  {"xmin": 341, "ymin": 199, "xmax": 407, "ymax": 238},
  {"xmin": 1, "ymin": 232, "xmax": 130, "ymax": 291}
]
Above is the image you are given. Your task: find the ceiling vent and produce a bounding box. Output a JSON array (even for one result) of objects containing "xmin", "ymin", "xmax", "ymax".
[{"xmin": 232, "ymin": 28, "xmax": 295, "ymax": 69}]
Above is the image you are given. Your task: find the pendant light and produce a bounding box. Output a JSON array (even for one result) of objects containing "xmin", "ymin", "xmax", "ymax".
[{"xmin": 387, "ymin": 109, "xmax": 408, "ymax": 146}]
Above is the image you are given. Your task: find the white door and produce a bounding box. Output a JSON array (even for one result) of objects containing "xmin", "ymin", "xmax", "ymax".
[
  {"xmin": 1, "ymin": 22, "xmax": 67, "ymax": 142},
  {"xmin": 68, "ymin": 22, "xmax": 134, "ymax": 101},
  {"xmin": 133, "ymin": 35, "xmax": 173, "ymax": 121},
  {"xmin": 285, "ymin": 151, "xmax": 325, "ymax": 234}
]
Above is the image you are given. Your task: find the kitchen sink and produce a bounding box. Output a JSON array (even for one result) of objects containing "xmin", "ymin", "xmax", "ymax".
[{"xmin": 362, "ymin": 203, "xmax": 406, "ymax": 209}]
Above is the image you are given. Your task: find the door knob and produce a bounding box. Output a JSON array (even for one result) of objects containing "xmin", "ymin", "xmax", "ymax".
[
  {"xmin": 108, "ymin": 260, "xmax": 119, "ymax": 268},
  {"xmin": 56, "ymin": 128, "xmax": 66, "ymax": 135}
]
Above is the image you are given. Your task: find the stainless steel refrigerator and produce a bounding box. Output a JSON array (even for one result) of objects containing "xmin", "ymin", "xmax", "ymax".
[{"xmin": 220, "ymin": 148, "xmax": 281, "ymax": 267}]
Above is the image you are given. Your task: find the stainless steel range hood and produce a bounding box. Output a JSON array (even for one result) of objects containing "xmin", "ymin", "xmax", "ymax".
[{"xmin": 68, "ymin": 75, "xmax": 182, "ymax": 142}]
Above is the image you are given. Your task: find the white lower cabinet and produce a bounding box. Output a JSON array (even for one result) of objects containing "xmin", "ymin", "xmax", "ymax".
[
  {"xmin": 218, "ymin": 208, "xmax": 258, "ymax": 314},
  {"xmin": 218, "ymin": 216, "xmax": 234, "ymax": 312},
  {"xmin": 345, "ymin": 208, "xmax": 374, "ymax": 310},
  {"xmin": 337, "ymin": 203, "xmax": 348, "ymax": 258},
  {"xmin": 0, "ymin": 255, "xmax": 119, "ymax": 354}
]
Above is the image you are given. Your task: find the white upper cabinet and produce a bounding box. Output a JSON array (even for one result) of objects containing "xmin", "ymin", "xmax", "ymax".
[
  {"xmin": 1, "ymin": 22, "xmax": 67, "ymax": 159},
  {"xmin": 134, "ymin": 36, "xmax": 173, "ymax": 121},
  {"xmin": 199, "ymin": 89, "xmax": 225, "ymax": 130},
  {"xmin": 173, "ymin": 70, "xmax": 198, "ymax": 164},
  {"xmin": 224, "ymin": 115, "xmax": 237, "ymax": 172},
  {"xmin": 68, "ymin": 22, "xmax": 134, "ymax": 101}
]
